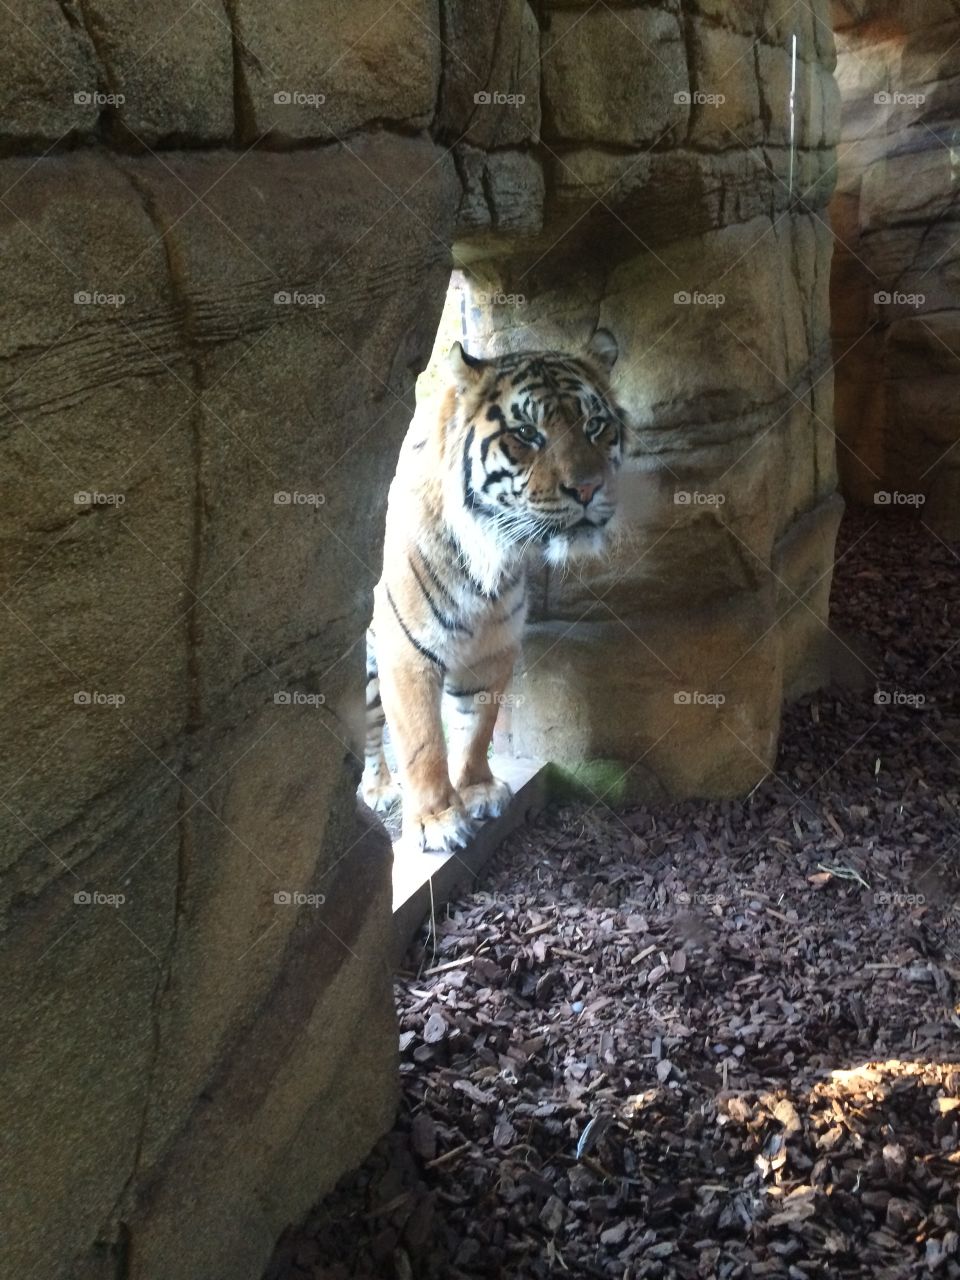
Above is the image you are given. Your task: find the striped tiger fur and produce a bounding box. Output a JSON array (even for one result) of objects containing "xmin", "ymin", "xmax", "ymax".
[{"xmin": 363, "ymin": 328, "xmax": 626, "ymax": 852}]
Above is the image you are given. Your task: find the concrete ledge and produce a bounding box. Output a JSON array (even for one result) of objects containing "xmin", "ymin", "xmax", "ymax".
[{"xmin": 391, "ymin": 756, "xmax": 550, "ymax": 967}]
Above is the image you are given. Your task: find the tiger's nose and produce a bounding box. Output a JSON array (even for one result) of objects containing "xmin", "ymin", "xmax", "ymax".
[{"xmin": 561, "ymin": 479, "xmax": 603, "ymax": 506}]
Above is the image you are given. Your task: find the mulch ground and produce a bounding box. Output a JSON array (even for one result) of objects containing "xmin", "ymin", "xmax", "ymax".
[{"xmin": 265, "ymin": 513, "xmax": 960, "ymax": 1280}]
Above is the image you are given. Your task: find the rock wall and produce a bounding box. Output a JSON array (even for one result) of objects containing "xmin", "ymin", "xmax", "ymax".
[
  {"xmin": 0, "ymin": 7, "xmax": 453, "ymax": 1280},
  {"xmin": 458, "ymin": 0, "xmax": 842, "ymax": 800},
  {"xmin": 0, "ymin": 3, "xmax": 841, "ymax": 1278},
  {"xmin": 831, "ymin": 0, "xmax": 960, "ymax": 535}
]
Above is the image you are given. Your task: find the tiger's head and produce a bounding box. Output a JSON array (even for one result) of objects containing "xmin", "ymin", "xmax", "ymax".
[{"xmin": 443, "ymin": 329, "xmax": 626, "ymax": 568}]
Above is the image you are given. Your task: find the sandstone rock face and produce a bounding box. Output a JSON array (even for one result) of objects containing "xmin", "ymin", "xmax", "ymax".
[
  {"xmin": 541, "ymin": 7, "xmax": 689, "ymax": 147},
  {"xmin": 0, "ymin": 3, "xmax": 841, "ymax": 1278},
  {"xmin": 0, "ymin": 93, "xmax": 454, "ymax": 1280},
  {"xmin": 235, "ymin": 0, "xmax": 441, "ymax": 141},
  {"xmin": 830, "ymin": 0, "xmax": 960, "ymax": 535}
]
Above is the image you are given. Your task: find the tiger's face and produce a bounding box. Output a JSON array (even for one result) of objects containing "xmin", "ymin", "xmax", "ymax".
[{"xmin": 447, "ymin": 329, "xmax": 625, "ymax": 564}]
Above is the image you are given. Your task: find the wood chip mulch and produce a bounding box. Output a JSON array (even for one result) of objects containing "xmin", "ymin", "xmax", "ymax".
[{"xmin": 265, "ymin": 514, "xmax": 960, "ymax": 1280}]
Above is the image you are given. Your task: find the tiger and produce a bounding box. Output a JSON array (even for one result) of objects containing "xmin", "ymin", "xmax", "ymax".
[{"xmin": 361, "ymin": 328, "xmax": 626, "ymax": 852}]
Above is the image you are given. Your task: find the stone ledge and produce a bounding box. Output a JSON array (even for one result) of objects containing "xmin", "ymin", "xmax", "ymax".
[{"xmin": 391, "ymin": 756, "xmax": 550, "ymax": 967}]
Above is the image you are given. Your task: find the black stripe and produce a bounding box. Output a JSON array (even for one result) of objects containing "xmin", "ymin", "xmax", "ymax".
[
  {"xmin": 467, "ymin": 575, "xmax": 498, "ymax": 601},
  {"xmin": 474, "ymin": 569, "xmax": 520, "ymax": 604},
  {"xmin": 480, "ymin": 423, "xmax": 509, "ymax": 463},
  {"xmin": 409, "ymin": 558, "xmax": 472, "ymax": 636},
  {"xmin": 481, "ymin": 467, "xmax": 515, "ymax": 492},
  {"xmin": 484, "ymin": 403, "xmax": 507, "ymax": 429},
  {"xmin": 386, "ymin": 586, "xmax": 446, "ymax": 671},
  {"xmin": 446, "ymin": 686, "xmax": 484, "ymax": 698},
  {"xmin": 419, "ymin": 552, "xmax": 459, "ymax": 611},
  {"xmin": 462, "ymin": 425, "xmax": 479, "ymax": 510}
]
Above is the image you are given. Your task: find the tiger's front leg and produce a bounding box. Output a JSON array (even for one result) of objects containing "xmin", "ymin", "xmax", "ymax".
[
  {"xmin": 445, "ymin": 647, "xmax": 518, "ymax": 823},
  {"xmin": 376, "ymin": 642, "xmax": 474, "ymax": 853}
]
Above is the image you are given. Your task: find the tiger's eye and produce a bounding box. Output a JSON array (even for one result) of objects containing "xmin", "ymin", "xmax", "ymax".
[{"xmin": 514, "ymin": 423, "xmax": 538, "ymax": 444}]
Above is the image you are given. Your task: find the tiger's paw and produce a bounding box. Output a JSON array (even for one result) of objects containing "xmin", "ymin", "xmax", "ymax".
[
  {"xmin": 405, "ymin": 803, "xmax": 474, "ymax": 853},
  {"xmin": 361, "ymin": 776, "xmax": 402, "ymax": 815},
  {"xmin": 460, "ymin": 777, "xmax": 513, "ymax": 821}
]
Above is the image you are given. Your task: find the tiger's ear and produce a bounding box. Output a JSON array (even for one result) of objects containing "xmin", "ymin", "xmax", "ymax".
[
  {"xmin": 448, "ymin": 341, "xmax": 485, "ymax": 391},
  {"xmin": 586, "ymin": 327, "xmax": 618, "ymax": 373}
]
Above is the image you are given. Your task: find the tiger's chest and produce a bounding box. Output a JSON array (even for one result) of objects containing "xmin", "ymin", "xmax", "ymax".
[{"xmin": 433, "ymin": 565, "xmax": 527, "ymax": 668}]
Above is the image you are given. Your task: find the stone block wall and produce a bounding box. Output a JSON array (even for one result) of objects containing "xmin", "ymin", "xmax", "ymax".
[
  {"xmin": 830, "ymin": 0, "xmax": 960, "ymax": 536},
  {"xmin": 0, "ymin": 3, "xmax": 842, "ymax": 1277}
]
